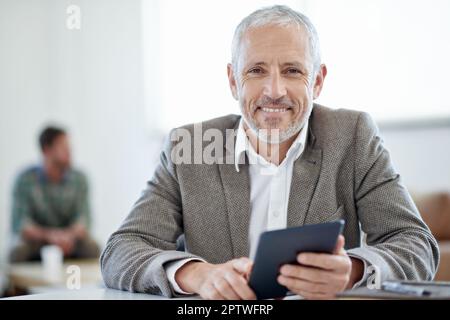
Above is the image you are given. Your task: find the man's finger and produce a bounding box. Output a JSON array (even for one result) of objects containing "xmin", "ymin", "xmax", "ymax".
[
  {"xmin": 279, "ymin": 264, "xmax": 334, "ymax": 283},
  {"xmin": 224, "ymin": 272, "xmax": 256, "ymax": 300},
  {"xmin": 278, "ymin": 275, "xmax": 330, "ymax": 293},
  {"xmin": 213, "ymin": 277, "xmax": 241, "ymax": 300},
  {"xmin": 204, "ymin": 283, "xmax": 226, "ymax": 300},
  {"xmin": 232, "ymin": 258, "xmax": 253, "ymax": 276},
  {"xmin": 296, "ymin": 253, "xmax": 348, "ymax": 271}
]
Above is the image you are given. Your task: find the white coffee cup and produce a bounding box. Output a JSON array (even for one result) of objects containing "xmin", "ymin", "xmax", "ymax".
[{"xmin": 40, "ymin": 245, "xmax": 63, "ymax": 282}]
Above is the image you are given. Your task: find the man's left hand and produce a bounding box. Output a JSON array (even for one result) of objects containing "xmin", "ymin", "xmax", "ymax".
[
  {"xmin": 277, "ymin": 235, "xmax": 364, "ymax": 299},
  {"xmin": 47, "ymin": 230, "xmax": 76, "ymax": 256}
]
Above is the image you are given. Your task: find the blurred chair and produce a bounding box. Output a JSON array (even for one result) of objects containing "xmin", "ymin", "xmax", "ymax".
[{"xmin": 413, "ymin": 191, "xmax": 450, "ymax": 281}]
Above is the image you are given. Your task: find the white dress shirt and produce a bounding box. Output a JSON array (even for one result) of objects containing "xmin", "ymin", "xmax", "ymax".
[
  {"xmin": 165, "ymin": 118, "xmax": 308, "ymax": 294},
  {"xmin": 235, "ymin": 119, "xmax": 309, "ymax": 260}
]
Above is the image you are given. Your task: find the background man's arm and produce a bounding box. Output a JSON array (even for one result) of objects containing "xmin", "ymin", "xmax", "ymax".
[
  {"xmin": 11, "ymin": 175, "xmax": 47, "ymax": 243},
  {"xmin": 66, "ymin": 172, "xmax": 92, "ymax": 241}
]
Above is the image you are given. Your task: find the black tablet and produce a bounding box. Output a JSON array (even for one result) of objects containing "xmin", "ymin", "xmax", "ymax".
[{"xmin": 248, "ymin": 220, "xmax": 345, "ymax": 299}]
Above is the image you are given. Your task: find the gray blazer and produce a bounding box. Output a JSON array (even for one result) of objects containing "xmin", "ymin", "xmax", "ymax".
[{"xmin": 100, "ymin": 104, "xmax": 439, "ymax": 297}]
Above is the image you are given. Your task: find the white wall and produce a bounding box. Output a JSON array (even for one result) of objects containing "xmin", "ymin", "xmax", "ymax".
[
  {"xmin": 306, "ymin": 0, "xmax": 450, "ymax": 122},
  {"xmin": 0, "ymin": 0, "xmax": 163, "ymax": 262},
  {"xmin": 380, "ymin": 126, "xmax": 450, "ymax": 194}
]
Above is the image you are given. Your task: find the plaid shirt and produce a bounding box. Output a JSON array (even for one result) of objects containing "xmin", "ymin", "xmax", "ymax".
[{"xmin": 11, "ymin": 166, "xmax": 91, "ymax": 234}]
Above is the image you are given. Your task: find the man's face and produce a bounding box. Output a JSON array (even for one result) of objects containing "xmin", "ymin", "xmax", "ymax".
[
  {"xmin": 44, "ymin": 134, "xmax": 72, "ymax": 169},
  {"xmin": 228, "ymin": 24, "xmax": 326, "ymax": 143}
]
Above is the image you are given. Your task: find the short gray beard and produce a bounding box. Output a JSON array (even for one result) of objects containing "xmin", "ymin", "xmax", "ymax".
[{"xmin": 240, "ymin": 103, "xmax": 311, "ymax": 144}]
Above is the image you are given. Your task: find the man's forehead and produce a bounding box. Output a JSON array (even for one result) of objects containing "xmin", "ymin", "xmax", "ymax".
[
  {"xmin": 238, "ymin": 25, "xmax": 312, "ymax": 69},
  {"xmin": 243, "ymin": 24, "xmax": 308, "ymax": 47},
  {"xmin": 238, "ymin": 24, "xmax": 311, "ymax": 63}
]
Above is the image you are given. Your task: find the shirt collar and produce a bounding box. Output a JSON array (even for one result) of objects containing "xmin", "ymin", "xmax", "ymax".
[
  {"xmin": 37, "ymin": 165, "xmax": 70, "ymax": 184},
  {"xmin": 234, "ymin": 117, "xmax": 309, "ymax": 172}
]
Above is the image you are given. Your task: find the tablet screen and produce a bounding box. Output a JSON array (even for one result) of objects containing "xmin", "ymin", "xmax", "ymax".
[{"xmin": 248, "ymin": 220, "xmax": 345, "ymax": 299}]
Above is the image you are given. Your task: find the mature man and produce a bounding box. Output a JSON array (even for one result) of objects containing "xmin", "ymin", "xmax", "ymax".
[
  {"xmin": 101, "ymin": 6, "xmax": 439, "ymax": 299},
  {"xmin": 10, "ymin": 126, "xmax": 99, "ymax": 262}
]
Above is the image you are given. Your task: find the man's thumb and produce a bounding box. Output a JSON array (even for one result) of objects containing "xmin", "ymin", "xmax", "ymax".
[{"xmin": 333, "ymin": 235, "xmax": 345, "ymax": 254}]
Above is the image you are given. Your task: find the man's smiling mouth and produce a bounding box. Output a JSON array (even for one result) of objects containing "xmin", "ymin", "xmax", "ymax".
[{"xmin": 260, "ymin": 107, "xmax": 290, "ymax": 113}]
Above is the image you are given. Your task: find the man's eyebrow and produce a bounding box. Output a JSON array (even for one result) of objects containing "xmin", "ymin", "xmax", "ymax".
[
  {"xmin": 243, "ymin": 61, "xmax": 308, "ymax": 71},
  {"xmin": 247, "ymin": 61, "xmax": 306, "ymax": 70},
  {"xmin": 282, "ymin": 61, "xmax": 306, "ymax": 69},
  {"xmin": 245, "ymin": 61, "xmax": 268, "ymax": 69}
]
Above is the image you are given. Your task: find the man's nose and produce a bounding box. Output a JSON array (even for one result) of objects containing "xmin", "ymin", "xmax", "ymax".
[{"xmin": 263, "ymin": 73, "xmax": 287, "ymax": 100}]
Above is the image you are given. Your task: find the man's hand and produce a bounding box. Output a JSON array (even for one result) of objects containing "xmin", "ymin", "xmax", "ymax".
[
  {"xmin": 175, "ymin": 257, "xmax": 256, "ymax": 300},
  {"xmin": 22, "ymin": 223, "xmax": 87, "ymax": 257},
  {"xmin": 46, "ymin": 230, "xmax": 76, "ymax": 256},
  {"xmin": 67, "ymin": 223, "xmax": 87, "ymax": 239},
  {"xmin": 46, "ymin": 224, "xmax": 87, "ymax": 256},
  {"xmin": 22, "ymin": 224, "xmax": 47, "ymax": 242},
  {"xmin": 277, "ymin": 235, "xmax": 364, "ymax": 299}
]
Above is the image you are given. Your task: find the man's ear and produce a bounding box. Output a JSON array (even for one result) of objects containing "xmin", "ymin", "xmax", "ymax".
[
  {"xmin": 41, "ymin": 147, "xmax": 53, "ymax": 161},
  {"xmin": 42, "ymin": 146, "xmax": 50, "ymax": 156},
  {"xmin": 227, "ymin": 63, "xmax": 239, "ymax": 100},
  {"xmin": 313, "ymin": 64, "xmax": 327, "ymax": 99}
]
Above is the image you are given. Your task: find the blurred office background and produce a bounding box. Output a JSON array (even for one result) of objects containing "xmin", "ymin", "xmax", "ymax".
[{"xmin": 1, "ymin": 0, "xmax": 449, "ymax": 295}]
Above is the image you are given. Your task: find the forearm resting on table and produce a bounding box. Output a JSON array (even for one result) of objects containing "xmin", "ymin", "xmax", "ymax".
[{"xmin": 175, "ymin": 260, "xmax": 208, "ymax": 294}]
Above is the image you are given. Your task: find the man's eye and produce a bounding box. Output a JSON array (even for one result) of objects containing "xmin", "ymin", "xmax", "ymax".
[
  {"xmin": 248, "ymin": 68, "xmax": 263, "ymax": 74},
  {"xmin": 286, "ymin": 68, "xmax": 301, "ymax": 74}
]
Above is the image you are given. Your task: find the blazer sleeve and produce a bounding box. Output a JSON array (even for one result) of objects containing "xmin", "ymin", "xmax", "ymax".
[
  {"xmin": 100, "ymin": 130, "xmax": 203, "ymax": 297},
  {"xmin": 347, "ymin": 112, "xmax": 440, "ymax": 285}
]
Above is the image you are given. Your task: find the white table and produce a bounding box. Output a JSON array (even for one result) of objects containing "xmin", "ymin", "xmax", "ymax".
[
  {"xmin": 2, "ymin": 286, "xmax": 201, "ymax": 300},
  {"xmin": 2, "ymin": 286, "xmax": 305, "ymax": 300},
  {"xmin": 7, "ymin": 259, "xmax": 102, "ymax": 290}
]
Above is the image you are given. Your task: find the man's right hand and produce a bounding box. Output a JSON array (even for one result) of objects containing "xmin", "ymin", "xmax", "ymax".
[
  {"xmin": 46, "ymin": 230, "xmax": 75, "ymax": 256},
  {"xmin": 22, "ymin": 224, "xmax": 79, "ymax": 256},
  {"xmin": 175, "ymin": 258, "xmax": 256, "ymax": 300}
]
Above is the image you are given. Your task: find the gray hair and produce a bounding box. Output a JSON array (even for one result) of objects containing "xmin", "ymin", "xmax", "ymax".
[{"xmin": 231, "ymin": 5, "xmax": 321, "ymax": 77}]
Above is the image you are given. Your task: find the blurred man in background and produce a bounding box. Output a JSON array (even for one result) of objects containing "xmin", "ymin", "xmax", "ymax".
[{"xmin": 9, "ymin": 126, "xmax": 99, "ymax": 262}]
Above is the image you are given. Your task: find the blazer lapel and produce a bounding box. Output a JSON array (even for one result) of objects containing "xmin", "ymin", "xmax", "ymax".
[
  {"xmin": 218, "ymin": 162, "xmax": 251, "ymax": 258},
  {"xmin": 218, "ymin": 119, "xmax": 251, "ymax": 258},
  {"xmin": 287, "ymin": 126, "xmax": 323, "ymax": 227}
]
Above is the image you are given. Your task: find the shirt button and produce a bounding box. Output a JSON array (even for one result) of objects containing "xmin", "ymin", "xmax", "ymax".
[{"xmin": 272, "ymin": 210, "xmax": 280, "ymax": 217}]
